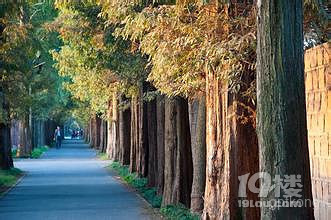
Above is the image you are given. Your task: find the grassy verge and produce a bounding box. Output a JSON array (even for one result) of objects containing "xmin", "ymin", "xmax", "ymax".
[
  {"xmin": 160, "ymin": 204, "xmax": 200, "ymax": 220},
  {"xmin": 97, "ymin": 152, "xmax": 109, "ymax": 160},
  {"xmin": 109, "ymin": 162, "xmax": 199, "ymax": 220},
  {"xmin": 0, "ymin": 168, "xmax": 23, "ymax": 194},
  {"xmin": 109, "ymin": 162, "xmax": 162, "ymax": 208},
  {"xmin": 12, "ymin": 145, "xmax": 49, "ymax": 159},
  {"xmin": 30, "ymin": 146, "xmax": 49, "ymax": 158}
]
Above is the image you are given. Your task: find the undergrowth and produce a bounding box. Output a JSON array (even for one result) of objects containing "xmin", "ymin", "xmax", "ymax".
[
  {"xmin": 160, "ymin": 204, "xmax": 200, "ymax": 220},
  {"xmin": 97, "ymin": 152, "xmax": 109, "ymax": 160},
  {"xmin": 12, "ymin": 146, "xmax": 49, "ymax": 159},
  {"xmin": 109, "ymin": 162, "xmax": 162, "ymax": 208},
  {"xmin": 109, "ymin": 162, "xmax": 199, "ymax": 220},
  {"xmin": 30, "ymin": 146, "xmax": 49, "ymax": 158},
  {"xmin": 0, "ymin": 168, "xmax": 23, "ymax": 193}
]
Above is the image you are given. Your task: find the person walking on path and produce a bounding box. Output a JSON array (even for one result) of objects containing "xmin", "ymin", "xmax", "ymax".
[{"xmin": 54, "ymin": 126, "xmax": 62, "ymax": 149}]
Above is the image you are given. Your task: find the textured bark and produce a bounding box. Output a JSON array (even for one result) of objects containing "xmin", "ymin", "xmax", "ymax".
[
  {"xmin": 106, "ymin": 103, "xmax": 112, "ymax": 156},
  {"xmin": 233, "ymin": 72, "xmax": 260, "ymax": 220},
  {"xmin": 129, "ymin": 88, "xmax": 148, "ymax": 176},
  {"xmin": 106, "ymin": 95, "xmax": 119, "ymax": 160},
  {"xmin": 203, "ymin": 72, "xmax": 260, "ymax": 220},
  {"xmin": 141, "ymin": 97, "xmax": 149, "ymax": 177},
  {"xmin": 257, "ymin": 1, "xmax": 314, "ymax": 219},
  {"xmin": 162, "ymin": 97, "xmax": 193, "ymax": 207},
  {"xmin": 11, "ymin": 120, "xmax": 20, "ymax": 148},
  {"xmin": 111, "ymin": 94, "xmax": 119, "ymax": 161},
  {"xmin": 129, "ymin": 96, "xmax": 138, "ymax": 172},
  {"xmin": 176, "ymin": 97, "xmax": 193, "ymax": 207},
  {"xmin": 119, "ymin": 103, "xmax": 131, "ymax": 165},
  {"xmin": 202, "ymin": 2, "xmax": 260, "ymax": 219},
  {"xmin": 156, "ymin": 95, "xmax": 165, "ymax": 195},
  {"xmin": 147, "ymin": 96, "xmax": 157, "ymax": 187},
  {"xmin": 17, "ymin": 117, "xmax": 32, "ymax": 157},
  {"xmin": 163, "ymin": 97, "xmax": 178, "ymax": 206},
  {"xmin": 32, "ymin": 120, "xmax": 45, "ymax": 148},
  {"xmin": 189, "ymin": 97, "xmax": 206, "ymax": 214}
]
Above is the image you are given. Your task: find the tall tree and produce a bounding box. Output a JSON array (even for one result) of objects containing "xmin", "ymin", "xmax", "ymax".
[
  {"xmin": 257, "ymin": 0, "xmax": 314, "ymax": 219},
  {"xmin": 0, "ymin": 88, "xmax": 13, "ymax": 169}
]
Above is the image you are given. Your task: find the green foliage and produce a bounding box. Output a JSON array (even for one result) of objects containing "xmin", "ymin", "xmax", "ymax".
[
  {"xmin": 0, "ymin": 0, "xmax": 71, "ymax": 125},
  {"xmin": 11, "ymin": 148, "xmax": 17, "ymax": 158},
  {"xmin": 109, "ymin": 162, "xmax": 162, "ymax": 208},
  {"xmin": 97, "ymin": 152, "xmax": 109, "ymax": 160},
  {"xmin": 50, "ymin": 1, "xmax": 148, "ymax": 120},
  {"xmin": 0, "ymin": 168, "xmax": 23, "ymax": 192},
  {"xmin": 30, "ymin": 145, "xmax": 49, "ymax": 158},
  {"xmin": 160, "ymin": 204, "xmax": 200, "ymax": 220}
]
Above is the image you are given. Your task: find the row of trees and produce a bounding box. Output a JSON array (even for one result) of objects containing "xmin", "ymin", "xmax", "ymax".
[
  {"xmin": 51, "ymin": 0, "xmax": 328, "ymax": 219},
  {"xmin": 1, "ymin": 0, "xmax": 328, "ymax": 219},
  {"xmin": 0, "ymin": 1, "xmax": 75, "ymax": 168}
]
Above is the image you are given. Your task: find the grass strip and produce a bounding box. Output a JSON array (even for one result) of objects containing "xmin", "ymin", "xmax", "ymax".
[
  {"xmin": 0, "ymin": 168, "xmax": 23, "ymax": 195},
  {"xmin": 109, "ymin": 162, "xmax": 199, "ymax": 220}
]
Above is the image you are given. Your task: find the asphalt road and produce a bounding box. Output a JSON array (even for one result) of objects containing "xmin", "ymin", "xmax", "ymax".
[{"xmin": 0, "ymin": 139, "xmax": 160, "ymax": 220}]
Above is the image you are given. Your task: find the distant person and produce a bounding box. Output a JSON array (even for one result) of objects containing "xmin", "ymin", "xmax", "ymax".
[{"xmin": 54, "ymin": 126, "xmax": 62, "ymax": 149}]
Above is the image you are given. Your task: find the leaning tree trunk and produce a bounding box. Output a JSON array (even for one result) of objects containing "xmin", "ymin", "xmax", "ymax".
[
  {"xmin": 0, "ymin": 87, "xmax": 13, "ymax": 169},
  {"xmin": 189, "ymin": 97, "xmax": 206, "ymax": 214},
  {"xmin": 257, "ymin": 1, "xmax": 314, "ymax": 219}
]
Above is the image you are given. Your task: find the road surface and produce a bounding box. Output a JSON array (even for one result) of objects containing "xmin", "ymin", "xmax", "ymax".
[{"xmin": 0, "ymin": 139, "xmax": 160, "ymax": 220}]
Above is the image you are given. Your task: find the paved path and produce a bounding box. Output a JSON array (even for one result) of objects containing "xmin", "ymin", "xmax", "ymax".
[{"xmin": 0, "ymin": 139, "xmax": 160, "ymax": 220}]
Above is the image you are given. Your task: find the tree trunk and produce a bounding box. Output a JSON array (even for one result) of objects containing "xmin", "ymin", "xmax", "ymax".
[
  {"xmin": 89, "ymin": 117, "xmax": 94, "ymax": 147},
  {"xmin": 111, "ymin": 94, "xmax": 119, "ymax": 161},
  {"xmin": 130, "ymin": 96, "xmax": 138, "ymax": 172},
  {"xmin": 257, "ymin": 1, "xmax": 314, "ymax": 219},
  {"xmin": 162, "ymin": 97, "xmax": 193, "ymax": 207},
  {"xmin": 129, "ymin": 88, "xmax": 148, "ymax": 176},
  {"xmin": 17, "ymin": 116, "xmax": 32, "ymax": 157},
  {"xmin": 163, "ymin": 97, "xmax": 178, "ymax": 206},
  {"xmin": 141, "ymin": 96, "xmax": 149, "ymax": 177},
  {"xmin": 189, "ymin": 97, "xmax": 206, "ymax": 214},
  {"xmin": 156, "ymin": 95, "xmax": 165, "ymax": 195},
  {"xmin": 147, "ymin": 96, "xmax": 157, "ymax": 187},
  {"xmin": 0, "ymin": 88, "xmax": 13, "ymax": 169},
  {"xmin": 119, "ymin": 103, "xmax": 131, "ymax": 165},
  {"xmin": 95, "ymin": 115, "xmax": 101, "ymax": 149},
  {"xmin": 106, "ymin": 106, "xmax": 112, "ymax": 157},
  {"xmin": 0, "ymin": 122, "xmax": 13, "ymax": 169},
  {"xmin": 101, "ymin": 120, "xmax": 107, "ymax": 153},
  {"xmin": 10, "ymin": 120, "xmax": 20, "ymax": 148},
  {"xmin": 99, "ymin": 119, "xmax": 104, "ymax": 151}
]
